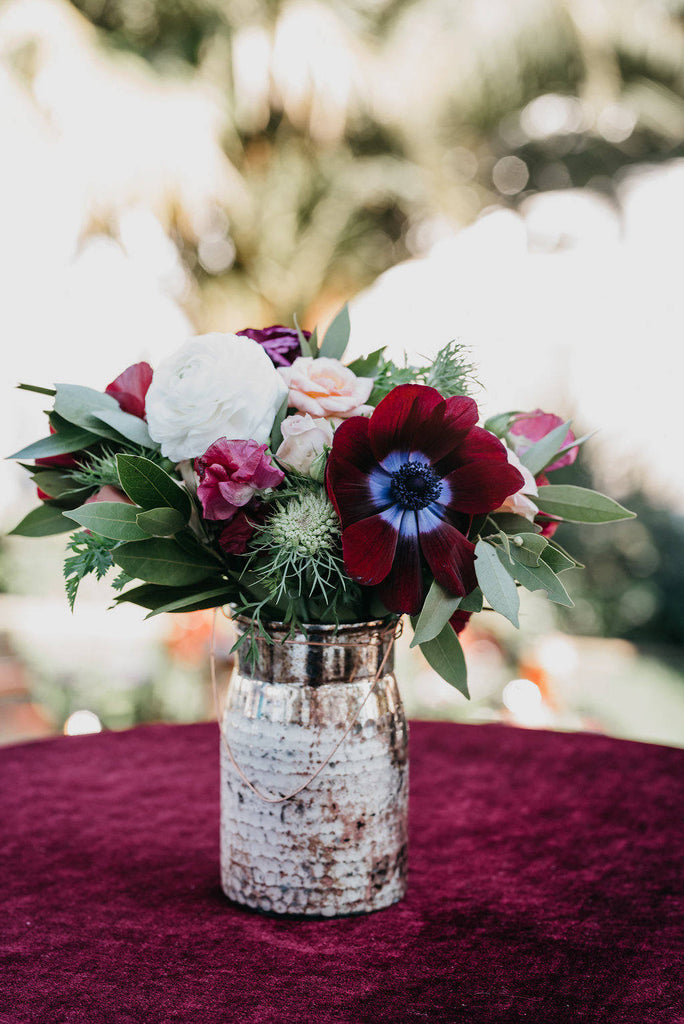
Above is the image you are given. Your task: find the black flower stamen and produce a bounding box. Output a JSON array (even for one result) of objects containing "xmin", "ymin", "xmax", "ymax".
[{"xmin": 390, "ymin": 461, "xmax": 442, "ymax": 511}]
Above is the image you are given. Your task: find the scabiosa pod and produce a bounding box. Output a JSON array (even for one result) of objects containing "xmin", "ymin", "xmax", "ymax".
[{"xmin": 326, "ymin": 384, "xmax": 524, "ymax": 615}]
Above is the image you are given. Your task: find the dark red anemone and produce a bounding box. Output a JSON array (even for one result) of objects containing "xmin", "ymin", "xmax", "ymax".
[{"xmin": 326, "ymin": 384, "xmax": 524, "ymax": 615}]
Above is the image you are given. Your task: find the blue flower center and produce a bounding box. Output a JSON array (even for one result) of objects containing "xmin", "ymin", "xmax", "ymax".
[{"xmin": 390, "ymin": 461, "xmax": 442, "ymax": 511}]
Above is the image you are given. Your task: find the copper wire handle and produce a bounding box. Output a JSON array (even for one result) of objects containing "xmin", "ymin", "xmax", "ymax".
[{"xmin": 210, "ymin": 609, "xmax": 401, "ymax": 805}]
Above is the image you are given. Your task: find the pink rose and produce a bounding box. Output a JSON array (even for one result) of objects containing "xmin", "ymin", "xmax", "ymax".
[
  {"xmin": 276, "ymin": 414, "xmax": 334, "ymax": 475},
  {"xmin": 278, "ymin": 357, "xmax": 373, "ymax": 419},
  {"xmin": 509, "ymin": 410, "xmax": 577, "ymax": 472},
  {"xmin": 195, "ymin": 438, "xmax": 284, "ymax": 521},
  {"xmin": 105, "ymin": 362, "xmax": 153, "ymax": 420}
]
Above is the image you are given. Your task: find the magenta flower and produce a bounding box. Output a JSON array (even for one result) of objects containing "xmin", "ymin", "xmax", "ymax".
[
  {"xmin": 105, "ymin": 362, "xmax": 153, "ymax": 420},
  {"xmin": 509, "ymin": 409, "xmax": 577, "ymax": 472},
  {"xmin": 237, "ymin": 326, "xmax": 305, "ymax": 368},
  {"xmin": 326, "ymin": 384, "xmax": 524, "ymax": 615},
  {"xmin": 195, "ymin": 438, "xmax": 284, "ymax": 521}
]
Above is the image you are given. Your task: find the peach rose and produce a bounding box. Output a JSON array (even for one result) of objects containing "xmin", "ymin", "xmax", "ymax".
[
  {"xmin": 278, "ymin": 357, "xmax": 373, "ymax": 419},
  {"xmin": 276, "ymin": 414, "xmax": 334, "ymax": 475},
  {"xmin": 494, "ymin": 447, "xmax": 538, "ymax": 521}
]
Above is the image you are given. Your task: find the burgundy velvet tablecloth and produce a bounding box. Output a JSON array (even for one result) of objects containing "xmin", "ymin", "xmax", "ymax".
[{"xmin": 1, "ymin": 721, "xmax": 683, "ymax": 1024}]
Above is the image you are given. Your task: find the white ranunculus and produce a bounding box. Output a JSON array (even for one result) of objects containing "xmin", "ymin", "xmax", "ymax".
[{"xmin": 146, "ymin": 333, "xmax": 288, "ymax": 462}]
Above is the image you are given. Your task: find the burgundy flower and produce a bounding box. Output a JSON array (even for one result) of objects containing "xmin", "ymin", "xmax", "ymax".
[
  {"xmin": 326, "ymin": 384, "xmax": 524, "ymax": 615},
  {"xmin": 218, "ymin": 503, "xmax": 265, "ymax": 555},
  {"xmin": 195, "ymin": 438, "xmax": 284, "ymax": 521},
  {"xmin": 509, "ymin": 409, "xmax": 577, "ymax": 472},
  {"xmin": 105, "ymin": 362, "xmax": 153, "ymax": 420},
  {"xmin": 237, "ymin": 326, "xmax": 305, "ymax": 368},
  {"xmin": 449, "ymin": 610, "xmax": 472, "ymax": 635}
]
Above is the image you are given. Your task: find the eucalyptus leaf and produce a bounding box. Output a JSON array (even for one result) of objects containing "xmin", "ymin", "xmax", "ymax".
[
  {"xmin": 309, "ymin": 326, "xmax": 319, "ymax": 357},
  {"xmin": 519, "ymin": 420, "xmax": 572, "ymax": 477},
  {"xmin": 508, "ymin": 532, "xmax": 548, "ymax": 567},
  {"xmin": 410, "ymin": 579, "xmax": 463, "ymax": 647},
  {"xmin": 116, "ymin": 455, "xmax": 192, "ymax": 519},
  {"xmin": 92, "ymin": 408, "xmax": 155, "ymax": 448},
  {"xmin": 270, "ymin": 397, "xmax": 290, "ymax": 452},
  {"xmin": 113, "ymin": 582, "xmax": 218, "ymax": 610},
  {"xmin": 540, "ymin": 545, "xmax": 576, "ymax": 574},
  {"xmin": 483, "ymin": 411, "xmax": 516, "ymax": 437},
  {"xmin": 459, "ymin": 588, "xmax": 484, "ymax": 613},
  {"xmin": 53, "ymin": 384, "xmax": 127, "ymax": 441},
  {"xmin": 63, "ymin": 502, "xmax": 148, "ymax": 541},
  {"xmin": 17, "ymin": 383, "xmax": 57, "ymax": 396},
  {"xmin": 9, "ymin": 504, "xmax": 72, "ymax": 537},
  {"xmin": 8, "ymin": 420, "xmax": 99, "ymax": 460},
  {"xmin": 318, "ymin": 303, "xmax": 350, "ymax": 360},
  {"xmin": 346, "ymin": 347, "xmax": 385, "ymax": 378},
  {"xmin": 136, "ymin": 507, "xmax": 187, "ymax": 537},
  {"xmin": 30, "ymin": 469, "xmax": 81, "ymax": 498},
  {"xmin": 475, "ymin": 540, "xmax": 520, "ymax": 627},
  {"xmin": 415, "ymin": 620, "xmax": 469, "ymax": 698},
  {"xmin": 112, "ymin": 538, "xmax": 220, "ymax": 587},
  {"xmin": 536, "ymin": 485, "xmax": 635, "ymax": 524},
  {"xmin": 488, "ymin": 513, "xmax": 542, "ymax": 535},
  {"xmin": 293, "ymin": 314, "xmax": 313, "ymax": 358},
  {"xmin": 145, "ymin": 586, "xmax": 236, "ymax": 617},
  {"xmin": 501, "ymin": 549, "xmax": 574, "ymax": 607}
]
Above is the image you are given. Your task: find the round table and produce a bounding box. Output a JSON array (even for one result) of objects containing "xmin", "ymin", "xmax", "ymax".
[{"xmin": 1, "ymin": 721, "xmax": 682, "ymax": 1023}]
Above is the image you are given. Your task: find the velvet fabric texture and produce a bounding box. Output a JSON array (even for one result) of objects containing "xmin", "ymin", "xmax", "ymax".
[{"xmin": 1, "ymin": 721, "xmax": 682, "ymax": 1023}]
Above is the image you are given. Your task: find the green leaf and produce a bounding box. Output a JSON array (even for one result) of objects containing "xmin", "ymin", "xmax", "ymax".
[
  {"xmin": 91, "ymin": 408, "xmax": 155, "ymax": 448},
  {"xmin": 115, "ymin": 455, "xmax": 192, "ymax": 519},
  {"xmin": 318, "ymin": 303, "xmax": 350, "ymax": 360},
  {"xmin": 415, "ymin": 620, "xmax": 469, "ymax": 698},
  {"xmin": 508, "ymin": 532, "xmax": 548, "ymax": 567},
  {"xmin": 63, "ymin": 502, "xmax": 148, "ymax": 541},
  {"xmin": 309, "ymin": 326, "xmax": 319, "ymax": 358},
  {"xmin": 411, "ymin": 579, "xmax": 463, "ymax": 647},
  {"xmin": 17, "ymin": 383, "xmax": 57, "ymax": 396},
  {"xmin": 474, "ymin": 540, "xmax": 520, "ymax": 627},
  {"xmin": 53, "ymin": 384, "xmax": 127, "ymax": 441},
  {"xmin": 459, "ymin": 588, "xmax": 484, "ymax": 613},
  {"xmin": 112, "ymin": 538, "xmax": 220, "ymax": 586},
  {"xmin": 540, "ymin": 545, "xmax": 576, "ymax": 574},
  {"xmin": 519, "ymin": 420, "xmax": 572, "ymax": 477},
  {"xmin": 9, "ymin": 503, "xmax": 72, "ymax": 537},
  {"xmin": 501, "ymin": 549, "xmax": 574, "ymax": 607},
  {"xmin": 536, "ymin": 485, "xmax": 636, "ymax": 524},
  {"xmin": 29, "ymin": 469, "xmax": 80, "ymax": 497},
  {"xmin": 293, "ymin": 314, "xmax": 313, "ymax": 358},
  {"xmin": 346, "ymin": 347, "xmax": 385, "ymax": 378},
  {"xmin": 145, "ymin": 586, "xmax": 236, "ymax": 617},
  {"xmin": 270, "ymin": 397, "xmax": 289, "ymax": 452},
  {"xmin": 113, "ymin": 582, "xmax": 206, "ymax": 610},
  {"xmin": 488, "ymin": 513, "xmax": 542, "ymax": 536},
  {"xmin": 136, "ymin": 507, "xmax": 187, "ymax": 537},
  {"xmin": 483, "ymin": 411, "xmax": 516, "ymax": 437},
  {"xmin": 8, "ymin": 420, "xmax": 99, "ymax": 460}
]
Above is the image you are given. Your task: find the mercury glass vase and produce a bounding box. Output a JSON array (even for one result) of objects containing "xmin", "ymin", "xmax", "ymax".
[{"xmin": 219, "ymin": 619, "xmax": 409, "ymax": 917}]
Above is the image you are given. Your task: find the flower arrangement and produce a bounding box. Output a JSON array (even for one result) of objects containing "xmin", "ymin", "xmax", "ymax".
[{"xmin": 9, "ymin": 307, "xmax": 634, "ymax": 695}]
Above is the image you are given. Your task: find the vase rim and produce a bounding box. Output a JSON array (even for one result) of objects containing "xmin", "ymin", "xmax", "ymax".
[{"xmin": 232, "ymin": 614, "xmax": 397, "ymax": 635}]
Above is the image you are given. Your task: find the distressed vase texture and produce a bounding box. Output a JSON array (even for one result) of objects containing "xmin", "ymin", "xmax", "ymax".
[{"xmin": 219, "ymin": 619, "xmax": 409, "ymax": 917}]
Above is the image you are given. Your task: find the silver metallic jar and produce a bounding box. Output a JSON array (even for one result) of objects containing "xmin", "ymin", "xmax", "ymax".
[{"xmin": 219, "ymin": 619, "xmax": 408, "ymax": 917}]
